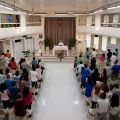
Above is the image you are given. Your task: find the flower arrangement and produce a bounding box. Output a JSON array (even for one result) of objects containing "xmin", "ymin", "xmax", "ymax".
[
  {"xmin": 21, "ymin": 50, "xmax": 30, "ymax": 57},
  {"xmin": 57, "ymin": 50, "xmax": 64, "ymax": 59}
]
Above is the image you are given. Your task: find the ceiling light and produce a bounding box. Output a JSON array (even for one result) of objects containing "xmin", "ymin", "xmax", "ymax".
[
  {"xmin": 107, "ymin": 7, "xmax": 116, "ymax": 10},
  {"xmin": 0, "ymin": 5, "xmax": 13, "ymax": 10},
  {"xmin": 94, "ymin": 10, "xmax": 103, "ymax": 13},
  {"xmin": 116, "ymin": 5, "xmax": 120, "ymax": 8},
  {"xmin": 17, "ymin": 11, "xmax": 27, "ymax": 14},
  {"xmin": 89, "ymin": 12, "xmax": 93, "ymax": 15},
  {"xmin": 46, "ymin": 12, "xmax": 55, "ymax": 15}
]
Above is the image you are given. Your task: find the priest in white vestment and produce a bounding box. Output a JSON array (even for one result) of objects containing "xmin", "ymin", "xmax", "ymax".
[{"xmin": 58, "ymin": 40, "xmax": 64, "ymax": 46}]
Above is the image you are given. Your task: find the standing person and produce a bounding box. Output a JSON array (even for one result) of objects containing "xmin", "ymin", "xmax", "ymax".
[
  {"xmin": 91, "ymin": 68, "xmax": 100, "ymax": 84},
  {"xmin": 110, "ymin": 53, "xmax": 117, "ymax": 66},
  {"xmin": 30, "ymin": 67, "xmax": 38, "ymax": 89},
  {"xmin": 85, "ymin": 48, "xmax": 91, "ymax": 60},
  {"xmin": 95, "ymin": 92, "xmax": 109, "ymax": 120},
  {"xmin": 0, "ymin": 53, "xmax": 5, "ymax": 70},
  {"xmin": 91, "ymin": 85, "xmax": 100, "ymax": 108},
  {"xmin": 0, "ymin": 83, "xmax": 10, "ymax": 109},
  {"xmin": 81, "ymin": 64, "xmax": 90, "ymax": 90},
  {"xmin": 91, "ymin": 48, "xmax": 97, "ymax": 59},
  {"xmin": 90, "ymin": 57, "xmax": 96, "ymax": 70},
  {"xmin": 14, "ymin": 94, "xmax": 27, "ymax": 120},
  {"xmin": 5, "ymin": 68, "xmax": 13, "ymax": 79},
  {"xmin": 107, "ymin": 49, "xmax": 112, "ymax": 63},
  {"xmin": 111, "ymin": 61, "xmax": 119, "ymax": 81},
  {"xmin": 21, "ymin": 59, "xmax": 29, "ymax": 71},
  {"xmin": 36, "ymin": 64, "xmax": 42, "ymax": 87},
  {"xmin": 77, "ymin": 54, "xmax": 83, "ymax": 65},
  {"xmin": 109, "ymin": 94, "xmax": 120, "ymax": 120},
  {"xmin": 4, "ymin": 54, "xmax": 10, "ymax": 68},
  {"xmin": 38, "ymin": 59, "xmax": 45, "ymax": 74},
  {"xmin": 9, "ymin": 57, "xmax": 17, "ymax": 73},
  {"xmin": 99, "ymin": 53, "xmax": 106, "ymax": 73},
  {"xmin": 20, "ymin": 68, "xmax": 29, "ymax": 82},
  {"xmin": 23, "ymin": 86, "xmax": 32, "ymax": 117},
  {"xmin": 31, "ymin": 57, "xmax": 37, "ymax": 70},
  {"xmin": 8, "ymin": 81, "xmax": 20, "ymax": 102},
  {"xmin": 84, "ymin": 76, "xmax": 94, "ymax": 101},
  {"xmin": 77, "ymin": 61, "xmax": 84, "ymax": 82},
  {"xmin": 0, "ymin": 69, "xmax": 5, "ymax": 83},
  {"xmin": 115, "ymin": 49, "xmax": 118, "ymax": 57},
  {"xmin": 6, "ymin": 50, "xmax": 11, "ymax": 59},
  {"xmin": 4, "ymin": 74, "xmax": 13, "ymax": 89},
  {"xmin": 74, "ymin": 57, "xmax": 77, "ymax": 69},
  {"xmin": 19, "ymin": 58, "xmax": 24, "ymax": 70},
  {"xmin": 99, "ymin": 69, "xmax": 108, "ymax": 84},
  {"xmin": 13, "ymin": 70, "xmax": 20, "ymax": 81}
]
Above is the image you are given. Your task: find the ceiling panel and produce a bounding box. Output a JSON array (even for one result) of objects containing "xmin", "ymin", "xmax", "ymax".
[{"xmin": 1, "ymin": 0, "xmax": 120, "ymax": 13}]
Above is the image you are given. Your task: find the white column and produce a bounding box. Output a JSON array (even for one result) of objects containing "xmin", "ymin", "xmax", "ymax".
[
  {"xmin": 20, "ymin": 14, "xmax": 26, "ymax": 33},
  {"xmin": 10, "ymin": 40, "xmax": 14, "ymax": 57},
  {"xmin": 94, "ymin": 36, "xmax": 99, "ymax": 49},
  {"xmin": 111, "ymin": 37, "xmax": 117, "ymax": 45},
  {"xmin": 102, "ymin": 36, "xmax": 108, "ymax": 51},
  {"xmin": 86, "ymin": 34, "xmax": 91, "ymax": 47},
  {"xmin": 95, "ymin": 14, "xmax": 101, "ymax": 30}
]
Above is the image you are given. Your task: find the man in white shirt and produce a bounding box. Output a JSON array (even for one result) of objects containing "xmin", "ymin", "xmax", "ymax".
[
  {"xmin": 4, "ymin": 54, "xmax": 10, "ymax": 68},
  {"xmin": 58, "ymin": 40, "xmax": 64, "ymax": 46},
  {"xmin": 91, "ymin": 48, "xmax": 97, "ymax": 58},
  {"xmin": 30, "ymin": 68, "xmax": 38, "ymax": 88},
  {"xmin": 110, "ymin": 52, "xmax": 117, "ymax": 66}
]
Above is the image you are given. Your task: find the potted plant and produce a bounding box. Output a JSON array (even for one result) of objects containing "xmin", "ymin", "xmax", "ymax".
[
  {"xmin": 21, "ymin": 50, "xmax": 30, "ymax": 57},
  {"xmin": 44, "ymin": 38, "xmax": 50, "ymax": 50},
  {"xmin": 69, "ymin": 37, "xmax": 76, "ymax": 50}
]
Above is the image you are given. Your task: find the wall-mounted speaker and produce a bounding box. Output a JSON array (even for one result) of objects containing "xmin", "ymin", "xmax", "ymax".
[
  {"xmin": 15, "ymin": 39, "xmax": 21, "ymax": 42},
  {"xmin": 22, "ymin": 35, "xmax": 27, "ymax": 38},
  {"xmin": 95, "ymin": 35, "xmax": 99, "ymax": 37}
]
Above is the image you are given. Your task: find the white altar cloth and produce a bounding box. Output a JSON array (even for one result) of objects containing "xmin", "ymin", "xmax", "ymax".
[{"xmin": 53, "ymin": 46, "xmax": 69, "ymax": 56}]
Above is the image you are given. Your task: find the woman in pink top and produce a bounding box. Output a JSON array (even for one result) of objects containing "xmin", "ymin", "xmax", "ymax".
[
  {"xmin": 0, "ymin": 83, "xmax": 9, "ymax": 109},
  {"xmin": 99, "ymin": 54, "xmax": 106, "ymax": 73}
]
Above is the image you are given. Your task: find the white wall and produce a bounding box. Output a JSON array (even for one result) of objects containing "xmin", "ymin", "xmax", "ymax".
[
  {"xmin": 0, "ymin": 15, "xmax": 45, "ymax": 39},
  {"xmin": 76, "ymin": 13, "xmax": 120, "ymax": 39}
]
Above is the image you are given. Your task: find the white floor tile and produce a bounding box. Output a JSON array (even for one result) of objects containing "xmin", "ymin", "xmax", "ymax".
[{"xmin": 33, "ymin": 63, "xmax": 88, "ymax": 120}]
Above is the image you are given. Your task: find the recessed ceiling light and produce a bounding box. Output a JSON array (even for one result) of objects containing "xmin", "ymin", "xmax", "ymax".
[
  {"xmin": 0, "ymin": 5, "xmax": 13, "ymax": 10},
  {"xmin": 94, "ymin": 10, "xmax": 103, "ymax": 13}
]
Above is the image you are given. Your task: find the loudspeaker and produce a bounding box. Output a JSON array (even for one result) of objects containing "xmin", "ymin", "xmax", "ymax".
[{"xmin": 94, "ymin": 35, "xmax": 99, "ymax": 37}]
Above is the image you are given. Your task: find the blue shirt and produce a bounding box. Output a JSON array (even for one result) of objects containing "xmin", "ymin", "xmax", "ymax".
[
  {"xmin": 81, "ymin": 68, "xmax": 90, "ymax": 80},
  {"xmin": 32, "ymin": 60, "xmax": 37, "ymax": 66},
  {"xmin": 112, "ymin": 65, "xmax": 119, "ymax": 75},
  {"xmin": 4, "ymin": 79, "xmax": 13, "ymax": 89},
  {"xmin": 9, "ymin": 87, "xmax": 20, "ymax": 100},
  {"xmin": 85, "ymin": 81, "xmax": 94, "ymax": 97}
]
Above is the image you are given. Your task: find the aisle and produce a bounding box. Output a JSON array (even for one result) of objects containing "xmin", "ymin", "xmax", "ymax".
[{"xmin": 33, "ymin": 63, "xmax": 88, "ymax": 120}]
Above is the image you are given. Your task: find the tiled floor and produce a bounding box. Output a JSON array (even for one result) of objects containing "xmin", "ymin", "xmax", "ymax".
[{"xmin": 33, "ymin": 63, "xmax": 88, "ymax": 120}]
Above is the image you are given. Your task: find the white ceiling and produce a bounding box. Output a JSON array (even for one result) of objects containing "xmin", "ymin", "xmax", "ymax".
[{"xmin": 1, "ymin": 0, "xmax": 120, "ymax": 13}]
